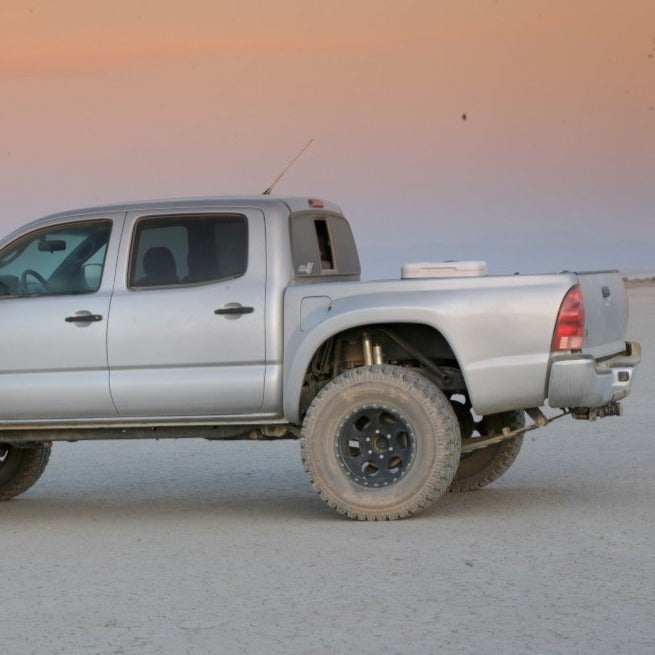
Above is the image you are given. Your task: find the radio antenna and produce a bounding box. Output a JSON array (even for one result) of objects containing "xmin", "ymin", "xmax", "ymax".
[{"xmin": 262, "ymin": 138, "xmax": 314, "ymax": 195}]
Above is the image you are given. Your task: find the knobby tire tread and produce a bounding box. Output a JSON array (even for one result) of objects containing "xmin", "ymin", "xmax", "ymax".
[
  {"xmin": 0, "ymin": 444, "xmax": 51, "ymax": 501},
  {"xmin": 449, "ymin": 411, "xmax": 525, "ymax": 492},
  {"xmin": 301, "ymin": 365, "xmax": 460, "ymax": 520}
]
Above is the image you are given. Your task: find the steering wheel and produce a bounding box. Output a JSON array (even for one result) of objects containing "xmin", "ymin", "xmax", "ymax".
[{"xmin": 20, "ymin": 269, "xmax": 49, "ymax": 294}]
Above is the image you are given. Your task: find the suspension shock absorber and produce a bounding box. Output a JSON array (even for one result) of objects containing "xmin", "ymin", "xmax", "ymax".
[
  {"xmin": 362, "ymin": 332, "xmax": 373, "ymax": 366},
  {"xmin": 362, "ymin": 332, "xmax": 384, "ymax": 366}
]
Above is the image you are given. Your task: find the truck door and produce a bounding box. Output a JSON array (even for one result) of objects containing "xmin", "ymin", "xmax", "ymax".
[
  {"xmin": 0, "ymin": 215, "xmax": 122, "ymax": 420},
  {"xmin": 107, "ymin": 209, "xmax": 266, "ymax": 417}
]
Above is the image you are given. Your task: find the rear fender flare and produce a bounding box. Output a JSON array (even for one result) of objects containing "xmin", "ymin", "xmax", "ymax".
[{"xmin": 282, "ymin": 301, "xmax": 460, "ymax": 423}]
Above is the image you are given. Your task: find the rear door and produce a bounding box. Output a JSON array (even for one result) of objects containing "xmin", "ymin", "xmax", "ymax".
[{"xmin": 107, "ymin": 208, "xmax": 267, "ymax": 417}]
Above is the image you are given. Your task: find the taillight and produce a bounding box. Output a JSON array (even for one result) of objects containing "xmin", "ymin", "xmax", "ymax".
[{"xmin": 552, "ymin": 285, "xmax": 585, "ymax": 351}]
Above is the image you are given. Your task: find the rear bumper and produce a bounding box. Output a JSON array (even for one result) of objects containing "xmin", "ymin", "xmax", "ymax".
[{"xmin": 547, "ymin": 341, "xmax": 641, "ymax": 408}]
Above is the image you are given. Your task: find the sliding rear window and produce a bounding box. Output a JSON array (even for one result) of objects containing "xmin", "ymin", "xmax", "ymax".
[{"xmin": 289, "ymin": 211, "xmax": 360, "ymax": 279}]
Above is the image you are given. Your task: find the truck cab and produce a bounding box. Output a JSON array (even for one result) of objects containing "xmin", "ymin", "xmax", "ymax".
[{"xmin": 0, "ymin": 196, "xmax": 355, "ymax": 422}]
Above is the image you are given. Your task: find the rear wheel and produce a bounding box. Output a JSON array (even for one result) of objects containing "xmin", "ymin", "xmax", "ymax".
[
  {"xmin": 0, "ymin": 443, "xmax": 51, "ymax": 500},
  {"xmin": 301, "ymin": 366, "xmax": 460, "ymax": 520},
  {"xmin": 449, "ymin": 411, "xmax": 524, "ymax": 492}
]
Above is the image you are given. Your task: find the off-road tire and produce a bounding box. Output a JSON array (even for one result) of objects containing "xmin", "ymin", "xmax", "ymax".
[
  {"xmin": 0, "ymin": 443, "xmax": 51, "ymax": 500},
  {"xmin": 301, "ymin": 365, "xmax": 460, "ymax": 520},
  {"xmin": 449, "ymin": 411, "xmax": 524, "ymax": 492}
]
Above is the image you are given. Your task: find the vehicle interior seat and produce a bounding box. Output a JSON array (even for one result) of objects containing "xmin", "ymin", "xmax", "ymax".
[{"xmin": 137, "ymin": 246, "xmax": 179, "ymax": 287}]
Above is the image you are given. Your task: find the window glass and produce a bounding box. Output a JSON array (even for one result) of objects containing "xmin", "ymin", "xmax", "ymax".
[
  {"xmin": 129, "ymin": 214, "xmax": 248, "ymax": 288},
  {"xmin": 0, "ymin": 221, "xmax": 112, "ymax": 297},
  {"xmin": 289, "ymin": 212, "xmax": 360, "ymax": 277},
  {"xmin": 314, "ymin": 219, "xmax": 335, "ymax": 270}
]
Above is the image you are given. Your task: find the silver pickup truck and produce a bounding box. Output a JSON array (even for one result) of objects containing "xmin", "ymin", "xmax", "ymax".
[{"xmin": 0, "ymin": 196, "xmax": 640, "ymax": 519}]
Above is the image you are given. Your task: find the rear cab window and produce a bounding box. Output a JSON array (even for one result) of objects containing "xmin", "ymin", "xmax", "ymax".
[{"xmin": 289, "ymin": 211, "xmax": 360, "ymax": 281}]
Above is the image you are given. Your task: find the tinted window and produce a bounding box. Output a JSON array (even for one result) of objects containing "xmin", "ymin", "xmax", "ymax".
[
  {"xmin": 129, "ymin": 214, "xmax": 248, "ymax": 288},
  {"xmin": 0, "ymin": 221, "xmax": 112, "ymax": 297},
  {"xmin": 289, "ymin": 212, "xmax": 360, "ymax": 278},
  {"xmin": 314, "ymin": 219, "xmax": 335, "ymax": 270}
]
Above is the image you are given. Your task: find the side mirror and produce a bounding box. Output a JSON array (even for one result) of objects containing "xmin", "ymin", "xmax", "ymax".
[
  {"xmin": 38, "ymin": 239, "xmax": 66, "ymax": 253},
  {"xmin": 82, "ymin": 263, "xmax": 103, "ymax": 291}
]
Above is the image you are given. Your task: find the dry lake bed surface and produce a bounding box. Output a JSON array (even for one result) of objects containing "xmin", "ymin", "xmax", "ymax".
[{"xmin": 1, "ymin": 287, "xmax": 654, "ymax": 655}]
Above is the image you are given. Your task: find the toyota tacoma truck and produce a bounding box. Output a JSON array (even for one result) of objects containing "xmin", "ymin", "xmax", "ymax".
[{"xmin": 0, "ymin": 196, "xmax": 640, "ymax": 519}]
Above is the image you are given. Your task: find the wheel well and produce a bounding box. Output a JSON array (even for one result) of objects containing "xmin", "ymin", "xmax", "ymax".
[{"xmin": 299, "ymin": 323, "xmax": 466, "ymax": 418}]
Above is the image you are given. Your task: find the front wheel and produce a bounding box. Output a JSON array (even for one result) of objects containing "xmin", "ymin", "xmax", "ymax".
[
  {"xmin": 301, "ymin": 366, "xmax": 461, "ymax": 520},
  {"xmin": 0, "ymin": 443, "xmax": 51, "ymax": 500}
]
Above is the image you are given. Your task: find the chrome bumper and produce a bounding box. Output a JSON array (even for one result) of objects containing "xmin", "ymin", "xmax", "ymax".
[{"xmin": 547, "ymin": 341, "xmax": 641, "ymax": 409}]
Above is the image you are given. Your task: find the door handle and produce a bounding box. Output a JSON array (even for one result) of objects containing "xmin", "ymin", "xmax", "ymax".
[
  {"xmin": 214, "ymin": 305, "xmax": 254, "ymax": 316},
  {"xmin": 65, "ymin": 313, "xmax": 103, "ymax": 323}
]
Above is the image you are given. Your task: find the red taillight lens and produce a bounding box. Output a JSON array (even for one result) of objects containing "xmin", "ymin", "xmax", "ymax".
[{"xmin": 552, "ymin": 285, "xmax": 585, "ymax": 351}]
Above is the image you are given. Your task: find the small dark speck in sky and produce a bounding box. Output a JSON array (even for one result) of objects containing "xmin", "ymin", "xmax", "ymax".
[{"xmin": 461, "ymin": 113, "xmax": 468, "ymax": 121}]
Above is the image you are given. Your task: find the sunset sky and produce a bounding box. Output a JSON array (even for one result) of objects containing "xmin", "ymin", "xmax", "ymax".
[{"xmin": 1, "ymin": 1, "xmax": 653, "ymax": 276}]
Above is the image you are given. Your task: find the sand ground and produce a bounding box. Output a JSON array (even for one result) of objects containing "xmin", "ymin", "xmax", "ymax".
[{"xmin": 1, "ymin": 288, "xmax": 653, "ymax": 655}]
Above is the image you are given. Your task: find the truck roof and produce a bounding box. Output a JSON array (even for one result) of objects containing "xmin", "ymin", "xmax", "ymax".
[
  {"xmin": 0, "ymin": 196, "xmax": 345, "ymax": 246},
  {"xmin": 35, "ymin": 196, "xmax": 344, "ymax": 222}
]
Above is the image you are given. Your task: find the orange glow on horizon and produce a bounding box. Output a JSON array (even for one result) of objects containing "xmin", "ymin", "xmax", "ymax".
[{"xmin": 1, "ymin": 0, "xmax": 653, "ymax": 263}]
